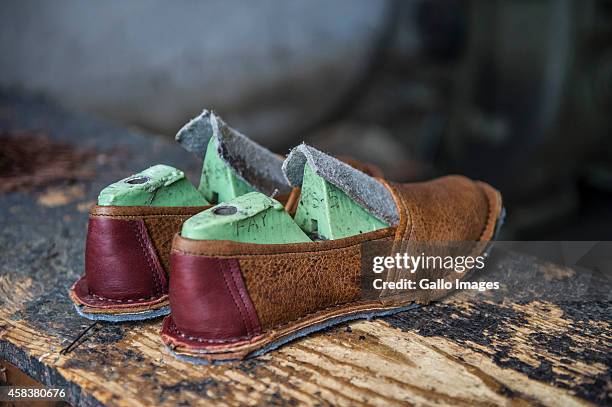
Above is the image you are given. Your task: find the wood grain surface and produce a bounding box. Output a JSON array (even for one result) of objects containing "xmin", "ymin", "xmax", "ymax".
[{"xmin": 0, "ymin": 92, "xmax": 610, "ymax": 406}]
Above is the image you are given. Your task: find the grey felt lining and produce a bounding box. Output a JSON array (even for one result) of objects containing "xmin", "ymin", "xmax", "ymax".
[
  {"xmin": 175, "ymin": 110, "xmax": 290, "ymax": 196},
  {"xmin": 175, "ymin": 109, "xmax": 216, "ymax": 159},
  {"xmin": 282, "ymin": 143, "xmax": 399, "ymax": 225}
]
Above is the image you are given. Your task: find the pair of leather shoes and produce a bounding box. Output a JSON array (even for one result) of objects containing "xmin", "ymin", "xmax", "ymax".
[{"xmin": 69, "ymin": 111, "xmax": 503, "ymax": 364}]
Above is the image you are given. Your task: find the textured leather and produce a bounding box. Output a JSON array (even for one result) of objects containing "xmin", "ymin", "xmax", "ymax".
[
  {"xmin": 86, "ymin": 217, "xmax": 166, "ymax": 301},
  {"xmin": 70, "ymin": 205, "xmax": 207, "ymax": 310},
  {"xmin": 143, "ymin": 216, "xmax": 187, "ymax": 272},
  {"xmin": 239, "ymin": 246, "xmax": 362, "ymax": 328},
  {"xmin": 382, "ymin": 176, "xmax": 495, "ymax": 242},
  {"xmin": 88, "ymin": 206, "xmax": 208, "ymax": 277},
  {"xmin": 165, "ymin": 254, "xmax": 261, "ymax": 341},
  {"xmin": 164, "ymin": 175, "xmax": 502, "ymax": 355},
  {"xmin": 377, "ymin": 176, "xmax": 502, "ymax": 304}
]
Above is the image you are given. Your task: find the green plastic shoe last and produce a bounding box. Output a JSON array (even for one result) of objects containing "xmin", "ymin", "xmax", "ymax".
[
  {"xmin": 294, "ymin": 164, "xmax": 388, "ymax": 240},
  {"xmin": 198, "ymin": 136, "xmax": 254, "ymax": 204},
  {"xmin": 181, "ymin": 192, "xmax": 311, "ymax": 244},
  {"xmin": 97, "ymin": 164, "xmax": 208, "ymax": 206}
]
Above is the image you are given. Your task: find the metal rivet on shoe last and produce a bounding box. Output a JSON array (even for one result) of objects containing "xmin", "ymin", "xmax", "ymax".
[
  {"xmin": 125, "ymin": 176, "xmax": 150, "ymax": 184},
  {"xmin": 212, "ymin": 205, "xmax": 237, "ymax": 216}
]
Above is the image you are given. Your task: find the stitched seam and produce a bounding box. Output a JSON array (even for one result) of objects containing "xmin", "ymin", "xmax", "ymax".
[
  {"xmin": 219, "ymin": 259, "xmax": 251, "ymax": 337},
  {"xmin": 396, "ymin": 182, "xmax": 497, "ymax": 243},
  {"xmin": 169, "ymin": 299, "xmax": 380, "ymax": 343},
  {"xmin": 228, "ymin": 260, "xmax": 259, "ymax": 334},
  {"xmin": 136, "ymin": 221, "xmax": 161, "ymax": 296},
  {"xmin": 168, "ymin": 320, "xmax": 254, "ymax": 343},
  {"xmin": 90, "ymin": 293, "xmax": 162, "ymax": 303},
  {"xmin": 133, "ymin": 221, "xmax": 162, "ymax": 297},
  {"xmin": 142, "ymin": 221, "xmax": 169, "ymax": 289},
  {"xmin": 476, "ymin": 186, "xmax": 495, "ymax": 241},
  {"xmin": 377, "ymin": 180, "xmax": 409, "ymax": 244},
  {"xmin": 171, "ymin": 236, "xmax": 392, "ymax": 258},
  {"xmin": 90, "ymin": 214, "xmax": 194, "ymax": 219},
  {"xmin": 396, "ymin": 185, "xmax": 412, "ymax": 243}
]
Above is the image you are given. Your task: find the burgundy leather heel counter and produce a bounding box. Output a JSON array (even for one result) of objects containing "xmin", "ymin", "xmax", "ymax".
[
  {"xmin": 85, "ymin": 216, "xmax": 167, "ymax": 301},
  {"xmin": 70, "ymin": 205, "xmax": 207, "ymax": 314},
  {"xmin": 165, "ymin": 251, "xmax": 261, "ymax": 342}
]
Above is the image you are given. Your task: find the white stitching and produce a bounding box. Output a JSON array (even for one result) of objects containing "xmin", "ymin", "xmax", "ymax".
[
  {"xmin": 133, "ymin": 221, "xmax": 162, "ymax": 296},
  {"xmin": 90, "ymin": 293, "xmax": 160, "ymax": 303}
]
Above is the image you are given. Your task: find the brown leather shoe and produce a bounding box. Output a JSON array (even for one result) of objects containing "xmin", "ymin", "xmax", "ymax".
[{"xmin": 161, "ymin": 148, "xmax": 503, "ymax": 363}]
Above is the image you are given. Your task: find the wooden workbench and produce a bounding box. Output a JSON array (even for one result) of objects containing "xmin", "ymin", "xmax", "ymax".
[{"xmin": 0, "ymin": 92, "xmax": 610, "ymax": 406}]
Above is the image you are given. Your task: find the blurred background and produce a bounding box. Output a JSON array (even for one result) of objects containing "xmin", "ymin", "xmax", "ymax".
[{"xmin": 0, "ymin": 0, "xmax": 610, "ymax": 239}]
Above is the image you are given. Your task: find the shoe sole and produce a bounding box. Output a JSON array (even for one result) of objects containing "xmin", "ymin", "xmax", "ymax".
[
  {"xmin": 73, "ymin": 303, "xmax": 170, "ymax": 322},
  {"xmin": 166, "ymin": 303, "xmax": 420, "ymax": 365}
]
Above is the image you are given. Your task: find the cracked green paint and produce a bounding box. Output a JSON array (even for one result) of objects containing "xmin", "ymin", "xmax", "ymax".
[
  {"xmin": 97, "ymin": 164, "xmax": 208, "ymax": 206},
  {"xmin": 182, "ymin": 192, "xmax": 311, "ymax": 244},
  {"xmin": 294, "ymin": 164, "xmax": 388, "ymax": 240},
  {"xmin": 198, "ymin": 137, "xmax": 254, "ymax": 204}
]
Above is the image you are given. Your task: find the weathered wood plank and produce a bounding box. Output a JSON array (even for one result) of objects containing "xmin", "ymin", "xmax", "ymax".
[{"xmin": 0, "ymin": 91, "xmax": 610, "ymax": 406}]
